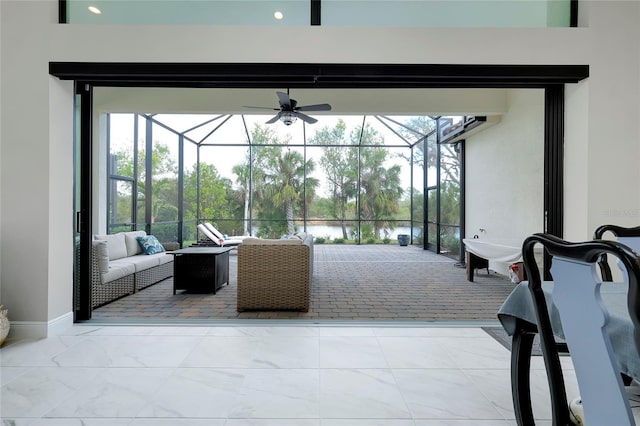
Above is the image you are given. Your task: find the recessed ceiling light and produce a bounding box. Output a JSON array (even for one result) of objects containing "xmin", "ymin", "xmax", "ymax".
[
  {"xmin": 274, "ymin": 11, "xmax": 283, "ymax": 20},
  {"xmin": 88, "ymin": 6, "xmax": 102, "ymax": 14}
]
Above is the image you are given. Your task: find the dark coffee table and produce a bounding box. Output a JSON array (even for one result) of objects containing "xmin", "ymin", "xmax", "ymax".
[{"xmin": 169, "ymin": 247, "xmax": 233, "ymax": 294}]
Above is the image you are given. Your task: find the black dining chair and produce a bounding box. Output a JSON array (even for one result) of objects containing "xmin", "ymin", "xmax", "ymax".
[
  {"xmin": 519, "ymin": 233, "xmax": 640, "ymax": 425},
  {"xmin": 593, "ymin": 224, "xmax": 640, "ymax": 281}
]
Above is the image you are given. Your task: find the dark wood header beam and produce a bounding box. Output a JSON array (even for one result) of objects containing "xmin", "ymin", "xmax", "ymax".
[{"xmin": 49, "ymin": 63, "xmax": 589, "ymax": 88}]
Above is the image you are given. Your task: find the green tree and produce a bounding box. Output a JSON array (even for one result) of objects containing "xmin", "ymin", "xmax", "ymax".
[
  {"xmin": 234, "ymin": 124, "xmax": 319, "ymax": 237},
  {"xmin": 232, "ymin": 156, "xmax": 251, "ymax": 235},
  {"xmin": 261, "ymin": 147, "xmax": 318, "ymax": 235},
  {"xmin": 112, "ymin": 142, "xmax": 178, "ymax": 225},
  {"xmin": 308, "ymin": 119, "xmax": 358, "ymax": 238},
  {"xmin": 356, "ymin": 124, "xmax": 404, "ymax": 239},
  {"xmin": 183, "ymin": 162, "xmax": 235, "ymax": 222}
]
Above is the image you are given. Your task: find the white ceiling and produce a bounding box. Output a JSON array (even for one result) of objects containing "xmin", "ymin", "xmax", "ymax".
[{"xmin": 94, "ymin": 87, "xmax": 513, "ymax": 116}]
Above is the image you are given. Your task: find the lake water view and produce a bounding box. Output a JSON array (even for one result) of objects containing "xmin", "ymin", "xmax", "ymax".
[{"xmin": 300, "ymin": 224, "xmax": 415, "ymax": 240}]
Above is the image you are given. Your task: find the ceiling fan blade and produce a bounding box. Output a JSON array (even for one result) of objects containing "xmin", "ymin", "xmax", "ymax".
[
  {"xmin": 265, "ymin": 113, "xmax": 281, "ymax": 124},
  {"xmin": 296, "ymin": 103, "xmax": 332, "ymax": 112},
  {"xmin": 296, "ymin": 112, "xmax": 318, "ymax": 124},
  {"xmin": 276, "ymin": 91, "xmax": 292, "ymax": 109},
  {"xmin": 243, "ymin": 105, "xmax": 280, "ymax": 111}
]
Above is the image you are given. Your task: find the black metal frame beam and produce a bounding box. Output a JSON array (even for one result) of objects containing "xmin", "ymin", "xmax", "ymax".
[
  {"xmin": 543, "ymin": 85, "xmax": 565, "ymax": 280},
  {"xmin": 75, "ymin": 81, "xmax": 92, "ymax": 320},
  {"xmin": 49, "ymin": 63, "xmax": 588, "ymax": 89},
  {"xmin": 311, "ymin": 0, "xmax": 321, "ymax": 25}
]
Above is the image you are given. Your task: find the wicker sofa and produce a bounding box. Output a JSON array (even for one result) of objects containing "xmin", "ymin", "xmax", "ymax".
[
  {"xmin": 237, "ymin": 233, "xmax": 314, "ymax": 312},
  {"xmin": 91, "ymin": 231, "xmax": 177, "ymax": 308}
]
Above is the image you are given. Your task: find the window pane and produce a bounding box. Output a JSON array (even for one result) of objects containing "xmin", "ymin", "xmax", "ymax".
[
  {"xmin": 149, "ymin": 222, "xmax": 178, "ymax": 244},
  {"xmin": 136, "ymin": 117, "xmax": 146, "ymax": 225},
  {"xmin": 67, "ymin": 0, "xmax": 310, "ymax": 25},
  {"xmin": 197, "ymin": 145, "xmax": 247, "ymax": 222},
  {"xmin": 182, "ymin": 138, "xmax": 198, "ymax": 246},
  {"xmin": 322, "ymin": 0, "xmax": 570, "ymax": 27},
  {"xmin": 412, "ymin": 140, "xmax": 425, "ymax": 246},
  {"xmin": 440, "ymin": 225, "xmax": 461, "ymax": 259},
  {"xmin": 252, "ymin": 220, "xmax": 288, "ymax": 239},
  {"xmin": 427, "ymin": 222, "xmax": 437, "ymax": 246},
  {"xmin": 439, "ymin": 143, "xmax": 461, "ymax": 227},
  {"xmin": 305, "ymin": 219, "xmax": 355, "ymax": 242},
  {"xmin": 109, "ymin": 113, "xmax": 135, "ymax": 178},
  {"xmin": 109, "ymin": 180, "xmax": 132, "ymax": 227},
  {"xmin": 150, "ymin": 124, "xmax": 179, "ymax": 224},
  {"xmin": 359, "ymin": 146, "xmax": 405, "ymax": 225},
  {"xmin": 426, "ymin": 188, "xmax": 437, "ymax": 223},
  {"xmin": 67, "ymin": 0, "xmax": 569, "ymax": 26}
]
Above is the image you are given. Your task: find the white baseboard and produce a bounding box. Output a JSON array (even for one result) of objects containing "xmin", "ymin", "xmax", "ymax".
[{"xmin": 9, "ymin": 311, "xmax": 74, "ymax": 340}]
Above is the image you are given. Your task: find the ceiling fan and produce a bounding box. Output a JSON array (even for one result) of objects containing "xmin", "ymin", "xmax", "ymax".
[{"xmin": 244, "ymin": 89, "xmax": 332, "ymax": 125}]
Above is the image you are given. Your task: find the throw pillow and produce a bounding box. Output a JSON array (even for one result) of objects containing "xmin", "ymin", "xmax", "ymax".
[{"xmin": 136, "ymin": 235, "xmax": 166, "ymax": 255}]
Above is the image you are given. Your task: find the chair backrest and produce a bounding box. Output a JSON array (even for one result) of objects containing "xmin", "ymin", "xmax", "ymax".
[
  {"xmin": 522, "ymin": 233, "xmax": 640, "ymax": 426},
  {"xmin": 204, "ymin": 222, "xmax": 225, "ymax": 240},
  {"xmin": 197, "ymin": 223, "xmax": 221, "ymax": 245},
  {"xmin": 594, "ymin": 225, "xmax": 640, "ymax": 281}
]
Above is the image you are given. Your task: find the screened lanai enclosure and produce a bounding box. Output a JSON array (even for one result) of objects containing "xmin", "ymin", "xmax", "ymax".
[{"xmin": 105, "ymin": 113, "xmax": 464, "ymax": 259}]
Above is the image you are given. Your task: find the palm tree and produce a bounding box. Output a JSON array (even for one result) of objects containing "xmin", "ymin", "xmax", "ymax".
[
  {"xmin": 232, "ymin": 158, "xmax": 251, "ymax": 235},
  {"xmin": 263, "ymin": 148, "xmax": 318, "ymax": 235}
]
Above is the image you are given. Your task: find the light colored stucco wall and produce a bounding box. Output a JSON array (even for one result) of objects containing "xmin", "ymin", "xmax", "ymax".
[
  {"xmin": 0, "ymin": 0, "xmax": 3, "ymax": 306},
  {"xmin": 1, "ymin": 0, "xmax": 639, "ymax": 336},
  {"xmin": 582, "ymin": 1, "xmax": 640, "ymax": 236},
  {"xmin": 564, "ymin": 80, "xmax": 590, "ymax": 242},
  {"xmin": 465, "ymin": 89, "xmax": 544, "ymax": 242}
]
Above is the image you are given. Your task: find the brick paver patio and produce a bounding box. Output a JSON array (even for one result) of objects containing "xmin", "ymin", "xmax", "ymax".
[{"xmin": 92, "ymin": 244, "xmax": 516, "ymax": 322}]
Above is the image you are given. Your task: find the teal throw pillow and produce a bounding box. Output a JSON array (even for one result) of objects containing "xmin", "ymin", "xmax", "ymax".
[{"xmin": 136, "ymin": 235, "xmax": 165, "ymax": 255}]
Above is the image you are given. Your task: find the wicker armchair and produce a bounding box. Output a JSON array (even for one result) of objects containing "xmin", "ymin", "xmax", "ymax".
[{"xmin": 237, "ymin": 234, "xmax": 313, "ymax": 312}]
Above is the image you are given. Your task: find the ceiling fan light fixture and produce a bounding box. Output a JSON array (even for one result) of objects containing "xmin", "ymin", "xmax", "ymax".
[{"xmin": 280, "ymin": 111, "xmax": 297, "ymax": 126}]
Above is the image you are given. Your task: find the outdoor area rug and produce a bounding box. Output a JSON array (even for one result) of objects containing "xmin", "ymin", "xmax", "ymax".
[{"xmin": 482, "ymin": 326, "xmax": 570, "ymax": 356}]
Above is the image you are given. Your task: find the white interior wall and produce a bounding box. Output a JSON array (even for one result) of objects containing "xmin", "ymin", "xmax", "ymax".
[
  {"xmin": 93, "ymin": 113, "xmax": 108, "ymax": 235},
  {"xmin": 0, "ymin": 1, "xmax": 3, "ymax": 303},
  {"xmin": 564, "ymin": 80, "xmax": 590, "ymax": 242},
  {"xmin": 2, "ymin": 0, "xmax": 640, "ymax": 337},
  {"xmin": 92, "ymin": 87, "xmax": 511, "ymax": 116},
  {"xmin": 582, "ymin": 2, "xmax": 640, "ymax": 234},
  {"xmin": 48, "ymin": 77, "xmax": 74, "ymax": 328},
  {"xmin": 1, "ymin": 1, "xmax": 53, "ymax": 332},
  {"xmin": 465, "ymin": 89, "xmax": 544, "ymax": 242}
]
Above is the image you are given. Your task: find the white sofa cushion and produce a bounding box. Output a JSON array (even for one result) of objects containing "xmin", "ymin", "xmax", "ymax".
[
  {"xmin": 117, "ymin": 255, "xmax": 160, "ymax": 272},
  {"xmin": 157, "ymin": 253, "xmax": 173, "ymax": 265},
  {"xmin": 123, "ymin": 231, "xmax": 146, "ymax": 256},
  {"xmin": 93, "ymin": 240, "xmax": 110, "ymax": 273},
  {"xmin": 94, "ymin": 233, "xmax": 128, "ymax": 261},
  {"xmin": 101, "ymin": 261, "xmax": 135, "ymax": 284}
]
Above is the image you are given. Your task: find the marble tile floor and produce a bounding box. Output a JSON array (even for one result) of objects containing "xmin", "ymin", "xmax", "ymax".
[{"xmin": 0, "ymin": 324, "xmax": 579, "ymax": 425}]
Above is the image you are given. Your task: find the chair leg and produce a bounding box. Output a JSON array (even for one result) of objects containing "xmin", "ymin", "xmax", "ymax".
[{"xmin": 511, "ymin": 327, "xmax": 536, "ymax": 426}]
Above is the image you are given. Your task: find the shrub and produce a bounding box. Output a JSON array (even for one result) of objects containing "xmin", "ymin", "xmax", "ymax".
[
  {"xmin": 382, "ymin": 237, "xmax": 391, "ymax": 244},
  {"xmin": 334, "ymin": 238, "xmax": 345, "ymax": 244},
  {"xmin": 366, "ymin": 238, "xmax": 376, "ymax": 244},
  {"xmin": 315, "ymin": 237, "xmax": 326, "ymax": 244}
]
